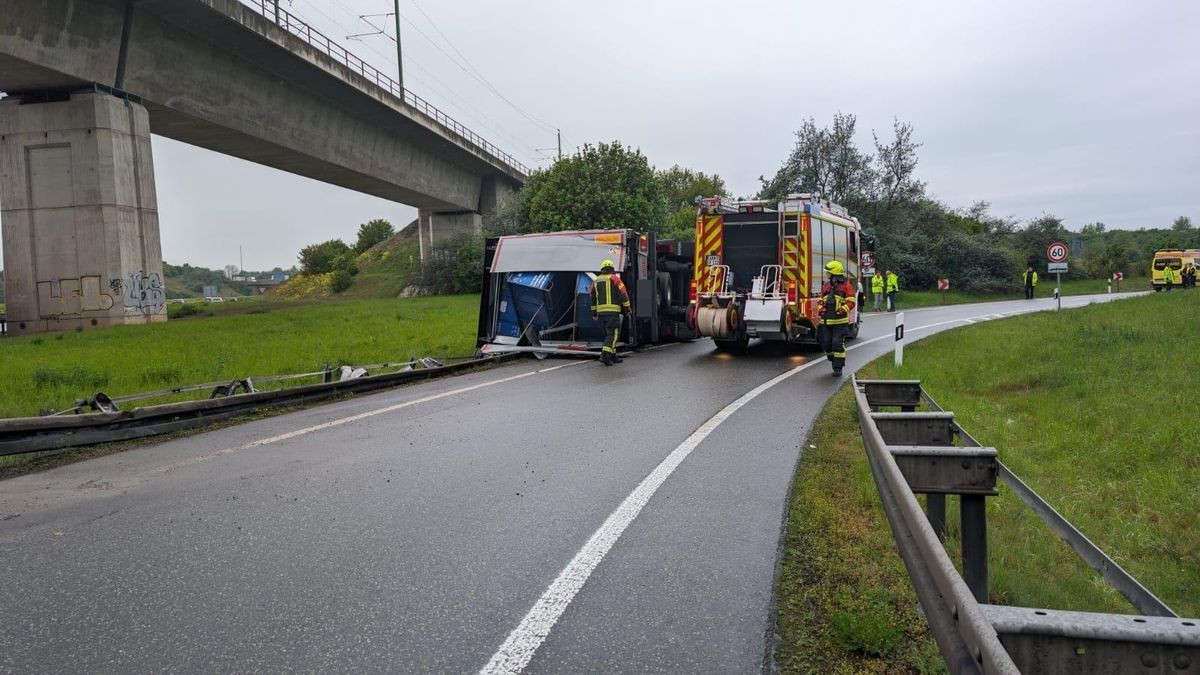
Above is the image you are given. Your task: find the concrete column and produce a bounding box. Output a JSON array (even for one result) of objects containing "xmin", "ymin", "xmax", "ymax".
[{"xmin": 0, "ymin": 90, "xmax": 165, "ymax": 335}]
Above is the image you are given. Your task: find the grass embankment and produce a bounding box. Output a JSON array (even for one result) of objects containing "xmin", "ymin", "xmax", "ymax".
[
  {"xmin": 874, "ymin": 276, "xmax": 1146, "ymax": 310},
  {"xmin": 873, "ymin": 290, "xmax": 1198, "ymax": 616},
  {"xmin": 0, "ymin": 295, "xmax": 479, "ymax": 419},
  {"xmin": 775, "ymin": 369, "xmax": 944, "ymax": 673}
]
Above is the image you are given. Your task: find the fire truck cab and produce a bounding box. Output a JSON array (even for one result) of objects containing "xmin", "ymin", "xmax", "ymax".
[{"xmin": 688, "ymin": 194, "xmax": 865, "ymax": 351}]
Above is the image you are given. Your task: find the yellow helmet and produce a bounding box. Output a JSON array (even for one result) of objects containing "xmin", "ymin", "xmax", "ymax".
[
  {"xmin": 824, "ymin": 260, "xmax": 845, "ymax": 276},
  {"xmin": 600, "ymin": 259, "xmax": 616, "ymax": 272}
]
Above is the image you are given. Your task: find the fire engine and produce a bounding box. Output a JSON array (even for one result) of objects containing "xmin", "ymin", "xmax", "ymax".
[{"xmin": 688, "ymin": 194, "xmax": 867, "ymax": 351}]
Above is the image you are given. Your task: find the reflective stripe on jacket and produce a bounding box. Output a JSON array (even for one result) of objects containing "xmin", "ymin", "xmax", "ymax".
[
  {"xmin": 591, "ymin": 273, "xmax": 631, "ymax": 314},
  {"xmin": 820, "ymin": 278, "xmax": 857, "ymax": 325}
]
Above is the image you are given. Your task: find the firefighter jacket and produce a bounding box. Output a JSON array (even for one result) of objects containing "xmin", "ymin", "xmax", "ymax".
[
  {"xmin": 886, "ymin": 272, "xmax": 899, "ymax": 293},
  {"xmin": 591, "ymin": 273, "xmax": 631, "ymax": 315},
  {"xmin": 1023, "ymin": 270, "xmax": 1038, "ymax": 286},
  {"xmin": 819, "ymin": 277, "xmax": 857, "ymax": 325},
  {"xmin": 871, "ymin": 274, "xmax": 885, "ymax": 293}
]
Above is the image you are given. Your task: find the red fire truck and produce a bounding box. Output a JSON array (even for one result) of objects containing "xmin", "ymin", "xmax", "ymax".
[{"xmin": 688, "ymin": 194, "xmax": 866, "ymax": 351}]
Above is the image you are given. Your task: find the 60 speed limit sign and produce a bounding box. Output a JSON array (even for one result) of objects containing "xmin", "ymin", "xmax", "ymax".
[{"xmin": 1047, "ymin": 241, "xmax": 1069, "ymax": 263}]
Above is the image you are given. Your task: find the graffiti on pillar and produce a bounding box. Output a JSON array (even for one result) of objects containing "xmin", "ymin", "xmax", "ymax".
[
  {"xmin": 123, "ymin": 271, "xmax": 166, "ymax": 314},
  {"xmin": 109, "ymin": 278, "xmax": 123, "ymax": 295},
  {"xmin": 36, "ymin": 276, "xmax": 115, "ymax": 317}
]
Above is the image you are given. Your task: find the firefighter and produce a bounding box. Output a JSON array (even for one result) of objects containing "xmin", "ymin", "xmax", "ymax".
[
  {"xmin": 1184, "ymin": 263, "xmax": 1197, "ymax": 289},
  {"xmin": 818, "ymin": 260, "xmax": 856, "ymax": 377},
  {"xmin": 1162, "ymin": 264, "xmax": 1175, "ymax": 291},
  {"xmin": 590, "ymin": 259, "xmax": 631, "ymax": 365},
  {"xmin": 871, "ymin": 272, "xmax": 885, "ymax": 311},
  {"xmin": 885, "ymin": 269, "xmax": 899, "ymax": 311},
  {"xmin": 1023, "ymin": 267, "xmax": 1038, "ymax": 299}
]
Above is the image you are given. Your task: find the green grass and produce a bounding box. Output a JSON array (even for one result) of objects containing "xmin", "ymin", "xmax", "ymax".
[
  {"xmin": 0, "ymin": 295, "xmax": 479, "ymax": 419},
  {"xmin": 874, "ymin": 291, "xmax": 1199, "ymax": 616},
  {"xmin": 775, "ymin": 372, "xmax": 944, "ymax": 674},
  {"xmin": 873, "ymin": 276, "xmax": 1147, "ymax": 310}
]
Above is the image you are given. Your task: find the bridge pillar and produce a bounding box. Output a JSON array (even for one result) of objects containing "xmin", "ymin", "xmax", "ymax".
[
  {"xmin": 0, "ymin": 90, "xmax": 166, "ymax": 335},
  {"xmin": 415, "ymin": 176, "xmax": 517, "ymax": 260}
]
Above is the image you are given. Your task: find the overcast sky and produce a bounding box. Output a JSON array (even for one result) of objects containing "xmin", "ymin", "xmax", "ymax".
[{"xmin": 7, "ymin": 0, "xmax": 1199, "ymax": 271}]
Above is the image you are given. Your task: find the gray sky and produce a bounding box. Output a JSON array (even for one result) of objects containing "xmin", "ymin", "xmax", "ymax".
[{"xmin": 11, "ymin": 0, "xmax": 1200, "ymax": 271}]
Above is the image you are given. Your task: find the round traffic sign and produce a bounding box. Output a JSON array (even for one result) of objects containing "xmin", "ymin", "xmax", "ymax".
[
  {"xmin": 1047, "ymin": 241, "xmax": 1069, "ymax": 263},
  {"xmin": 861, "ymin": 251, "xmax": 875, "ymax": 268}
]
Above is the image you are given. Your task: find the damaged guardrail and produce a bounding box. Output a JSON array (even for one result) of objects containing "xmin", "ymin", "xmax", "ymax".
[
  {"xmin": 0, "ymin": 355, "xmax": 513, "ymax": 457},
  {"xmin": 853, "ymin": 378, "xmax": 1199, "ymax": 674}
]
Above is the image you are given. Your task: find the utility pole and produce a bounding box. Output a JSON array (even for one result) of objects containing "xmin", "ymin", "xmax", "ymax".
[
  {"xmin": 239, "ymin": 244, "xmax": 244, "ymax": 274},
  {"xmin": 393, "ymin": 0, "xmax": 404, "ymax": 92},
  {"xmin": 273, "ymin": 0, "xmax": 280, "ymax": 22},
  {"xmin": 557, "ymin": 129, "xmax": 562, "ymax": 161}
]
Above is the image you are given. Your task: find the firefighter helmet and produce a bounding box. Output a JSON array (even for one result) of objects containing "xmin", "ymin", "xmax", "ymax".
[
  {"xmin": 600, "ymin": 259, "xmax": 616, "ymax": 272},
  {"xmin": 824, "ymin": 260, "xmax": 845, "ymax": 276}
]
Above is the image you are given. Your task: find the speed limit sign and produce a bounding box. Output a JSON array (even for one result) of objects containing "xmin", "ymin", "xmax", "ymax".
[{"xmin": 1047, "ymin": 241, "xmax": 1069, "ymax": 263}]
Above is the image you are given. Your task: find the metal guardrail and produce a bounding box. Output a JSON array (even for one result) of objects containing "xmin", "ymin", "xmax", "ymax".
[
  {"xmin": 0, "ymin": 354, "xmax": 514, "ymax": 457},
  {"xmin": 853, "ymin": 378, "xmax": 1199, "ymax": 674},
  {"xmin": 240, "ymin": 0, "xmax": 531, "ymax": 177}
]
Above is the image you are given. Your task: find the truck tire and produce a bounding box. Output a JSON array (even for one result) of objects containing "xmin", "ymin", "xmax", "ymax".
[{"xmin": 656, "ymin": 272, "xmax": 673, "ymax": 310}]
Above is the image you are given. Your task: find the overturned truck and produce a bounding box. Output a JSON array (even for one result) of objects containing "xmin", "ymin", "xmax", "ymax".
[{"xmin": 476, "ymin": 230, "xmax": 696, "ymax": 356}]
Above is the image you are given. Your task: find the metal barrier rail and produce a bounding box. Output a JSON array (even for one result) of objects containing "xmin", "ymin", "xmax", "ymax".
[
  {"xmin": 240, "ymin": 0, "xmax": 532, "ymax": 177},
  {"xmin": 0, "ymin": 354, "xmax": 513, "ymax": 457},
  {"xmin": 853, "ymin": 378, "xmax": 1200, "ymax": 673}
]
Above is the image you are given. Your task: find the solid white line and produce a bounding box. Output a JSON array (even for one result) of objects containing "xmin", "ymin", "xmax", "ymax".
[
  {"xmin": 479, "ymin": 311, "xmax": 1007, "ymax": 674},
  {"xmin": 154, "ymin": 361, "xmax": 586, "ymax": 474}
]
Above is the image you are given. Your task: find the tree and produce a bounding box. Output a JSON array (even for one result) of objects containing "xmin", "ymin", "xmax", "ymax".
[
  {"xmin": 1172, "ymin": 215, "xmax": 1193, "ymax": 231},
  {"xmin": 298, "ymin": 239, "xmax": 351, "ymax": 275},
  {"xmin": 521, "ymin": 141, "xmax": 666, "ymax": 235},
  {"xmin": 758, "ymin": 113, "xmax": 874, "ymax": 204},
  {"xmin": 867, "ymin": 118, "xmax": 925, "ymax": 222},
  {"xmin": 355, "ymin": 219, "xmax": 395, "ymax": 253},
  {"xmin": 223, "ymin": 264, "xmax": 240, "ymax": 279},
  {"xmin": 657, "ymin": 165, "xmax": 728, "ymax": 240}
]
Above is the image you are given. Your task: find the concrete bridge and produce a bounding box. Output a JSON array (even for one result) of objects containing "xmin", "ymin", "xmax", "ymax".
[{"xmin": 0, "ymin": 0, "xmax": 527, "ymax": 334}]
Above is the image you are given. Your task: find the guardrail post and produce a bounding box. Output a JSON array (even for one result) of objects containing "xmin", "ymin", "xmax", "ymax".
[
  {"xmin": 323, "ymin": 363, "xmax": 332, "ymax": 383},
  {"xmin": 961, "ymin": 494, "xmax": 989, "ymax": 602},
  {"xmin": 927, "ymin": 494, "xmax": 947, "ymax": 541},
  {"xmin": 894, "ymin": 312, "xmax": 905, "ymax": 367}
]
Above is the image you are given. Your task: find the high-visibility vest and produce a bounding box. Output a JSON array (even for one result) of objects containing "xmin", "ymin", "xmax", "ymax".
[
  {"xmin": 591, "ymin": 274, "xmax": 629, "ymax": 314},
  {"xmin": 871, "ymin": 275, "xmax": 884, "ymax": 293},
  {"xmin": 1024, "ymin": 270, "xmax": 1038, "ymax": 286},
  {"xmin": 886, "ymin": 273, "xmax": 899, "ymax": 293},
  {"xmin": 1163, "ymin": 267, "xmax": 1176, "ymax": 284}
]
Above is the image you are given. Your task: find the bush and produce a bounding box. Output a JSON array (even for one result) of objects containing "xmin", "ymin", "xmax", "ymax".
[
  {"xmin": 419, "ymin": 233, "xmax": 484, "ymax": 295},
  {"xmin": 298, "ymin": 239, "xmax": 351, "ymax": 275},
  {"xmin": 330, "ymin": 268, "xmax": 354, "ymax": 293},
  {"xmin": 354, "ymin": 219, "xmax": 395, "ymax": 253},
  {"xmin": 168, "ymin": 302, "xmax": 205, "ymax": 319}
]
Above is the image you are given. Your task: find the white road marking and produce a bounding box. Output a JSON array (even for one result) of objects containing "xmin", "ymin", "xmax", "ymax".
[
  {"xmin": 154, "ymin": 361, "xmax": 587, "ymax": 474},
  {"xmin": 479, "ymin": 310, "xmax": 1013, "ymax": 674}
]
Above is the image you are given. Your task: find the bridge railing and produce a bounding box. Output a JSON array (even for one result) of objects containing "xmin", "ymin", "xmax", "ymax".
[{"xmin": 240, "ymin": 0, "xmax": 531, "ymax": 177}]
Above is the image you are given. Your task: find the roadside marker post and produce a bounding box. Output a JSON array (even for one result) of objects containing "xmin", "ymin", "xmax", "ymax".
[
  {"xmin": 894, "ymin": 312, "xmax": 905, "ymax": 367},
  {"xmin": 937, "ymin": 278, "xmax": 949, "ymax": 304}
]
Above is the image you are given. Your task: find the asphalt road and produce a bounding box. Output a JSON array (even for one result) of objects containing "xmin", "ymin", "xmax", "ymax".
[{"xmin": 0, "ymin": 293, "xmax": 1136, "ymax": 673}]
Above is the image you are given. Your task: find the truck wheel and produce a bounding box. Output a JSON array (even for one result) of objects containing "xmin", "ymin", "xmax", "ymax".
[{"xmin": 656, "ymin": 272, "xmax": 673, "ymax": 310}]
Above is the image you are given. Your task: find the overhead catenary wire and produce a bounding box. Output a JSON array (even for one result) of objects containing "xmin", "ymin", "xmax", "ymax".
[{"xmin": 292, "ymin": 0, "xmax": 545, "ymax": 166}]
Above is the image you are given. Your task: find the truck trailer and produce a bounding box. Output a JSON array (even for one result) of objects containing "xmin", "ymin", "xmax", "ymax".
[
  {"xmin": 476, "ymin": 229, "xmax": 697, "ymax": 356},
  {"xmin": 689, "ymin": 194, "xmax": 867, "ymax": 351}
]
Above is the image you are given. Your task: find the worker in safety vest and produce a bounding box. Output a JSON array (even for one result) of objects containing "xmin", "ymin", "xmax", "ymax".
[
  {"xmin": 818, "ymin": 260, "xmax": 857, "ymax": 377},
  {"xmin": 871, "ymin": 273, "xmax": 885, "ymax": 312},
  {"xmin": 885, "ymin": 270, "xmax": 899, "ymax": 311},
  {"xmin": 1183, "ymin": 263, "xmax": 1196, "ymax": 289},
  {"xmin": 1162, "ymin": 264, "xmax": 1175, "ymax": 291},
  {"xmin": 1023, "ymin": 267, "xmax": 1038, "ymax": 299},
  {"xmin": 590, "ymin": 259, "xmax": 631, "ymax": 366}
]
